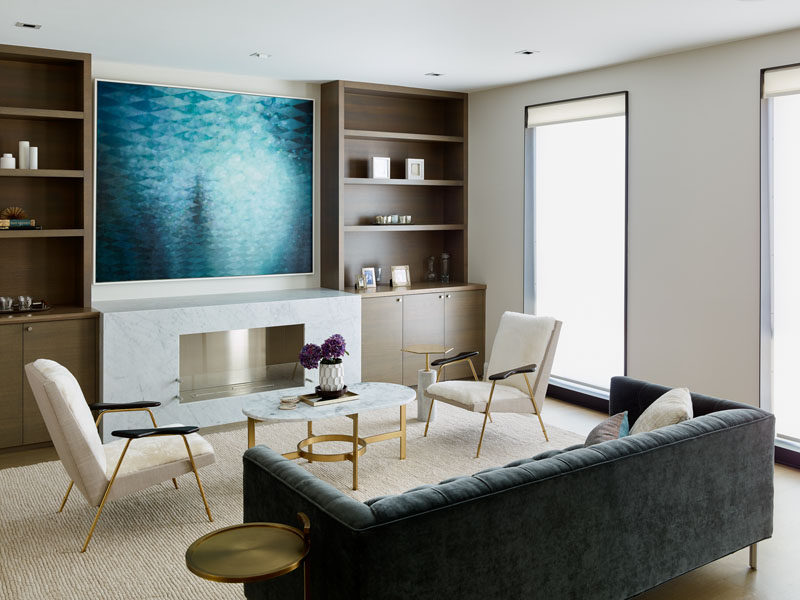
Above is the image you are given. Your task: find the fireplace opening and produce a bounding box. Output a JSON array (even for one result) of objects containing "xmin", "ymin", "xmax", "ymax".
[{"xmin": 179, "ymin": 324, "xmax": 305, "ymax": 403}]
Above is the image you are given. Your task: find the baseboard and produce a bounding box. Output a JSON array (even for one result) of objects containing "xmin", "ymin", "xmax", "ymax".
[{"xmin": 547, "ymin": 383, "xmax": 609, "ymax": 414}]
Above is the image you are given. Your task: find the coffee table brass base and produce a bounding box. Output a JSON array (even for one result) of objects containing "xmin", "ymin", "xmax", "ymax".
[{"xmin": 248, "ymin": 405, "xmax": 406, "ymax": 490}]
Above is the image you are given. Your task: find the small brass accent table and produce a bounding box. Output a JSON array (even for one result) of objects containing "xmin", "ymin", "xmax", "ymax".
[
  {"xmin": 401, "ymin": 343, "xmax": 454, "ymax": 371},
  {"xmin": 186, "ymin": 513, "xmax": 311, "ymax": 599},
  {"xmin": 243, "ymin": 382, "xmax": 415, "ymax": 490}
]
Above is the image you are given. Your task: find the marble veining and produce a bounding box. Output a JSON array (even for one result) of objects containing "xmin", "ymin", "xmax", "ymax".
[
  {"xmin": 243, "ymin": 382, "xmax": 416, "ymax": 422},
  {"xmin": 95, "ymin": 288, "xmax": 361, "ymax": 441}
]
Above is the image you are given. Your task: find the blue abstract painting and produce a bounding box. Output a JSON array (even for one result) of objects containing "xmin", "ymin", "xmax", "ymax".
[{"xmin": 95, "ymin": 80, "xmax": 313, "ymax": 283}]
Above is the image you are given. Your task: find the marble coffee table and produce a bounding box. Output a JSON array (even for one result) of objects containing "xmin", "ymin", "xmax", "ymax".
[{"xmin": 242, "ymin": 382, "xmax": 416, "ymax": 490}]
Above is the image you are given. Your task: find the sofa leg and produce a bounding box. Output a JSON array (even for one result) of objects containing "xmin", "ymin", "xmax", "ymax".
[{"xmin": 749, "ymin": 543, "xmax": 757, "ymax": 570}]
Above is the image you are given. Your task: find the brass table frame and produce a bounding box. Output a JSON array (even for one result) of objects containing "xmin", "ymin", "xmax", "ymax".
[
  {"xmin": 186, "ymin": 513, "xmax": 311, "ymax": 599},
  {"xmin": 247, "ymin": 405, "xmax": 407, "ymax": 490}
]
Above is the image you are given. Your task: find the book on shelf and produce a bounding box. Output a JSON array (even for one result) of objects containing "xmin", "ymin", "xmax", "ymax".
[
  {"xmin": 0, "ymin": 219, "xmax": 36, "ymax": 227},
  {"xmin": 0, "ymin": 225, "xmax": 42, "ymax": 230}
]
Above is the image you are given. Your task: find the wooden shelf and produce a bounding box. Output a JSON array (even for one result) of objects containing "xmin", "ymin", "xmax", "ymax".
[
  {"xmin": 343, "ymin": 129, "xmax": 463, "ymax": 143},
  {"xmin": 0, "ymin": 106, "xmax": 84, "ymax": 120},
  {"xmin": 344, "ymin": 224, "xmax": 464, "ymax": 232},
  {"xmin": 344, "ymin": 178, "xmax": 463, "ymax": 187},
  {"xmin": 350, "ymin": 282, "xmax": 486, "ymax": 298},
  {"xmin": 0, "ymin": 169, "xmax": 84, "ymax": 178},
  {"xmin": 0, "ymin": 306, "xmax": 98, "ymax": 325},
  {"xmin": 0, "ymin": 229, "xmax": 85, "ymax": 238}
]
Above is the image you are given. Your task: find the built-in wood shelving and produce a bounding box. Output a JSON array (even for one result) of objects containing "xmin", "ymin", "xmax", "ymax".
[
  {"xmin": 0, "ymin": 169, "xmax": 85, "ymax": 178},
  {"xmin": 344, "ymin": 224, "xmax": 465, "ymax": 232},
  {"xmin": 0, "ymin": 106, "xmax": 84, "ymax": 120},
  {"xmin": 343, "ymin": 178, "xmax": 463, "ymax": 187},
  {"xmin": 343, "ymin": 129, "xmax": 463, "ymax": 143}
]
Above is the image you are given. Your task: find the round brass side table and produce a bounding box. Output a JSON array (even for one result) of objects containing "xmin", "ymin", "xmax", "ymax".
[{"xmin": 186, "ymin": 513, "xmax": 311, "ymax": 599}]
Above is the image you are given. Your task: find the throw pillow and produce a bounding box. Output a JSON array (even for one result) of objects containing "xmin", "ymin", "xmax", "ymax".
[
  {"xmin": 584, "ymin": 411, "xmax": 629, "ymax": 446},
  {"xmin": 629, "ymin": 387, "xmax": 693, "ymax": 435}
]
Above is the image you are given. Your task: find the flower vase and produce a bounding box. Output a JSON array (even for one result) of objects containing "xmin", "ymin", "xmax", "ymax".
[{"xmin": 319, "ymin": 359, "xmax": 344, "ymax": 392}]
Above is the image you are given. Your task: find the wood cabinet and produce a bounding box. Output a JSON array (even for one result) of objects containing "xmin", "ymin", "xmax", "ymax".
[
  {"xmin": 0, "ymin": 45, "xmax": 98, "ymax": 449},
  {"xmin": 320, "ymin": 80, "xmax": 468, "ymax": 290},
  {"xmin": 0, "ymin": 317, "xmax": 97, "ymax": 448},
  {"xmin": 0, "ymin": 325, "xmax": 23, "ymax": 448},
  {"xmin": 360, "ymin": 286, "xmax": 486, "ymax": 387},
  {"xmin": 361, "ymin": 295, "xmax": 404, "ymax": 384}
]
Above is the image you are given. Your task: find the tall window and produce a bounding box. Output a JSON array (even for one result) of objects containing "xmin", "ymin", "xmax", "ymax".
[
  {"xmin": 763, "ymin": 66, "xmax": 800, "ymax": 443},
  {"xmin": 524, "ymin": 93, "xmax": 627, "ymax": 392}
]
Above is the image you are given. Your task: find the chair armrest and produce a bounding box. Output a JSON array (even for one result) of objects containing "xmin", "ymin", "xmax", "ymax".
[
  {"xmin": 88, "ymin": 401, "xmax": 161, "ymax": 410},
  {"xmin": 111, "ymin": 426, "xmax": 199, "ymax": 439},
  {"xmin": 431, "ymin": 351, "xmax": 478, "ymax": 367},
  {"xmin": 488, "ymin": 363, "xmax": 537, "ymax": 381}
]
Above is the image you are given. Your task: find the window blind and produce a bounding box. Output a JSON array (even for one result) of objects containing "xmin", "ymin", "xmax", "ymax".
[
  {"xmin": 526, "ymin": 93, "xmax": 626, "ymax": 128},
  {"xmin": 763, "ymin": 65, "xmax": 800, "ymax": 98}
]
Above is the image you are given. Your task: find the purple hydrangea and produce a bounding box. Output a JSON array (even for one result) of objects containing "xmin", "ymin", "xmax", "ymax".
[
  {"xmin": 321, "ymin": 334, "xmax": 348, "ymax": 361},
  {"xmin": 298, "ymin": 343, "xmax": 323, "ymax": 370}
]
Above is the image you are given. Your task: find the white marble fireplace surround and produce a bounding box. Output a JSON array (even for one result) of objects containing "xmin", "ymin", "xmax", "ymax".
[{"xmin": 93, "ymin": 289, "xmax": 361, "ymax": 442}]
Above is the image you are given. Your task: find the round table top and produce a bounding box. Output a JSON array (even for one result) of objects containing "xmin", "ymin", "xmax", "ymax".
[
  {"xmin": 401, "ymin": 344, "xmax": 454, "ymax": 355},
  {"xmin": 185, "ymin": 522, "xmax": 309, "ymax": 583},
  {"xmin": 242, "ymin": 381, "xmax": 416, "ymax": 422}
]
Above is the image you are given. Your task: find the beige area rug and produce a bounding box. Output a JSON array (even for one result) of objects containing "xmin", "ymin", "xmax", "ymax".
[{"xmin": 0, "ymin": 401, "xmax": 583, "ymax": 600}]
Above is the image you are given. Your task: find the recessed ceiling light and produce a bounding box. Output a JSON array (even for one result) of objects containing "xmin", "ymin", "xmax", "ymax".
[
  {"xmin": 250, "ymin": 52, "xmax": 271, "ymax": 59},
  {"xmin": 515, "ymin": 50, "xmax": 540, "ymax": 55},
  {"xmin": 14, "ymin": 22, "xmax": 42, "ymax": 30},
  {"xmin": 424, "ymin": 72, "xmax": 443, "ymax": 77}
]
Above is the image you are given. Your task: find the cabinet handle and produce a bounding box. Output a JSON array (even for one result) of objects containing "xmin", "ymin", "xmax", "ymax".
[
  {"xmin": 446, "ymin": 294, "xmax": 451, "ymax": 299},
  {"xmin": 438, "ymin": 295, "xmax": 444, "ymax": 299},
  {"xmin": 396, "ymin": 298, "xmax": 402, "ymax": 303},
  {"xmin": 26, "ymin": 326, "xmax": 33, "ymax": 332}
]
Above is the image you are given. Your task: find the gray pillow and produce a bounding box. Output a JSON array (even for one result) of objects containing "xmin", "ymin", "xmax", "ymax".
[{"xmin": 584, "ymin": 411, "xmax": 629, "ymax": 446}]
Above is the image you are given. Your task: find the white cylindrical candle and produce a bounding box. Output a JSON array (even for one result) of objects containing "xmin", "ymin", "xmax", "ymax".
[
  {"xmin": 0, "ymin": 153, "xmax": 15, "ymax": 169},
  {"xmin": 18, "ymin": 141, "xmax": 30, "ymax": 170},
  {"xmin": 29, "ymin": 147, "xmax": 38, "ymax": 170}
]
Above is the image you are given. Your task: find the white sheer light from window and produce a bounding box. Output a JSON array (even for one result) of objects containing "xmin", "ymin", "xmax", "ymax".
[
  {"xmin": 532, "ymin": 115, "xmax": 625, "ymax": 389},
  {"xmin": 769, "ymin": 93, "xmax": 800, "ymax": 441}
]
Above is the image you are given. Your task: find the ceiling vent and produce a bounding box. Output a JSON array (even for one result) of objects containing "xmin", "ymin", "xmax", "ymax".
[
  {"xmin": 424, "ymin": 72, "xmax": 443, "ymax": 77},
  {"xmin": 515, "ymin": 50, "xmax": 540, "ymax": 55},
  {"xmin": 15, "ymin": 22, "xmax": 42, "ymax": 29}
]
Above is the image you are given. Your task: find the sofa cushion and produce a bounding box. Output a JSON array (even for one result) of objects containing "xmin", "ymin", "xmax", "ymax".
[
  {"xmin": 630, "ymin": 387, "xmax": 692, "ymax": 435},
  {"xmin": 585, "ymin": 411, "xmax": 629, "ymax": 446}
]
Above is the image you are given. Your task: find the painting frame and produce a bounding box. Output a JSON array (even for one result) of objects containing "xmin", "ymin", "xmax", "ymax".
[
  {"xmin": 361, "ymin": 267, "xmax": 377, "ymax": 288},
  {"xmin": 93, "ymin": 78, "xmax": 316, "ymax": 285},
  {"xmin": 391, "ymin": 264, "xmax": 411, "ymax": 287}
]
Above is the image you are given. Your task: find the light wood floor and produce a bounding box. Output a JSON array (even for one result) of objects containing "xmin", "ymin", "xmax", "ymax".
[{"xmin": 1, "ymin": 398, "xmax": 796, "ymax": 599}]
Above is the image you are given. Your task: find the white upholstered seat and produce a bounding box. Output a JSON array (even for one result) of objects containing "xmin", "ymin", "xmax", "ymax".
[
  {"xmin": 25, "ymin": 359, "xmax": 215, "ymax": 551},
  {"xmin": 425, "ymin": 311, "xmax": 562, "ymax": 457}
]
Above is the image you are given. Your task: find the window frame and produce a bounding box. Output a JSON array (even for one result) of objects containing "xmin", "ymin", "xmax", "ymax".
[{"xmin": 523, "ymin": 91, "xmax": 629, "ymax": 408}]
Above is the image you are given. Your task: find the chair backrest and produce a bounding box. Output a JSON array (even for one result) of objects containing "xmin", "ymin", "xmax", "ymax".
[
  {"xmin": 487, "ymin": 312, "xmax": 560, "ymax": 403},
  {"xmin": 25, "ymin": 359, "xmax": 108, "ymax": 504}
]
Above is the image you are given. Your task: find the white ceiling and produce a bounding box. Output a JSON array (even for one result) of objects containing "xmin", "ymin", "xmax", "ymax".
[{"xmin": 2, "ymin": 0, "xmax": 800, "ymax": 91}]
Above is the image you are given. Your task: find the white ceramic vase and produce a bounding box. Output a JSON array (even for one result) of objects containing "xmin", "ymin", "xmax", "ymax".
[{"xmin": 319, "ymin": 359, "xmax": 344, "ymax": 392}]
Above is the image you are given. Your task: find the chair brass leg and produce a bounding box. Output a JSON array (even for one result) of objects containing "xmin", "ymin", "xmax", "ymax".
[
  {"xmin": 749, "ymin": 543, "xmax": 758, "ymax": 569},
  {"xmin": 58, "ymin": 481, "xmax": 74, "ymax": 512},
  {"xmin": 247, "ymin": 418, "xmax": 256, "ymax": 449},
  {"xmin": 468, "ymin": 359, "xmax": 479, "ymax": 381},
  {"xmin": 424, "ymin": 396, "xmax": 436, "ymax": 437},
  {"xmin": 82, "ymin": 439, "xmax": 131, "ymax": 552},
  {"xmin": 180, "ymin": 435, "xmax": 213, "ymax": 522},
  {"xmin": 172, "ymin": 478, "xmax": 179, "ymax": 489},
  {"xmin": 476, "ymin": 382, "xmax": 497, "ymax": 458},
  {"xmin": 523, "ymin": 373, "xmax": 549, "ymax": 442}
]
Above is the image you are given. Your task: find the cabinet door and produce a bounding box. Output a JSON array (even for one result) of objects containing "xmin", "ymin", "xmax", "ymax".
[
  {"xmin": 0, "ymin": 325, "xmax": 23, "ymax": 449},
  {"xmin": 22, "ymin": 318, "xmax": 97, "ymax": 444},
  {"xmin": 444, "ymin": 290, "xmax": 486, "ymax": 381},
  {"xmin": 362, "ymin": 296, "xmax": 404, "ymax": 384},
  {"xmin": 402, "ymin": 293, "xmax": 445, "ymax": 385}
]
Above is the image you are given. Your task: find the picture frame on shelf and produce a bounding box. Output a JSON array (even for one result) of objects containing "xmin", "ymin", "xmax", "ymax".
[
  {"xmin": 361, "ymin": 267, "xmax": 377, "ymax": 288},
  {"xmin": 391, "ymin": 265, "xmax": 411, "ymax": 287},
  {"xmin": 405, "ymin": 158, "xmax": 424, "ymax": 180},
  {"xmin": 369, "ymin": 156, "xmax": 391, "ymax": 179}
]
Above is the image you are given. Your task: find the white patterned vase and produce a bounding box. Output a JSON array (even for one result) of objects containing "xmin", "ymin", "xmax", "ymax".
[{"xmin": 319, "ymin": 360, "xmax": 344, "ymax": 392}]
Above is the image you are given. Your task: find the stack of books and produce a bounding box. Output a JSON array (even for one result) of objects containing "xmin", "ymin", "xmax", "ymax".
[{"xmin": 0, "ymin": 218, "xmax": 41, "ymax": 230}]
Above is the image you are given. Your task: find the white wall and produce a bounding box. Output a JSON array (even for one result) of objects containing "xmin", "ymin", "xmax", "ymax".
[
  {"xmin": 469, "ymin": 28, "xmax": 800, "ymax": 405},
  {"xmin": 91, "ymin": 60, "xmax": 320, "ymax": 302}
]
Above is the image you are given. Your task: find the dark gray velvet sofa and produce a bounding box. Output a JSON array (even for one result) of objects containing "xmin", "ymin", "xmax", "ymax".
[{"xmin": 242, "ymin": 376, "xmax": 775, "ymax": 599}]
